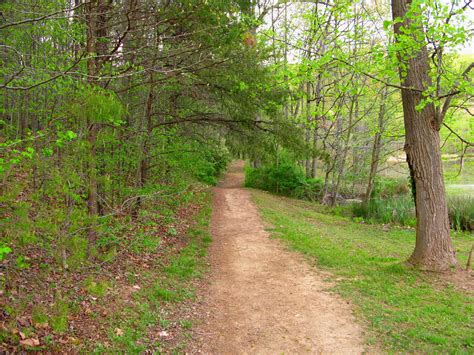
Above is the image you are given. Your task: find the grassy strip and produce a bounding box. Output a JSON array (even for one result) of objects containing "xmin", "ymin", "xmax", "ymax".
[
  {"xmin": 251, "ymin": 189, "xmax": 474, "ymax": 353},
  {"xmin": 91, "ymin": 194, "xmax": 212, "ymax": 353}
]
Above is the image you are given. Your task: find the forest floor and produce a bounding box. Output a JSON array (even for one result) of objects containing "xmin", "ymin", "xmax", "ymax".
[{"xmin": 190, "ymin": 161, "xmax": 368, "ymax": 353}]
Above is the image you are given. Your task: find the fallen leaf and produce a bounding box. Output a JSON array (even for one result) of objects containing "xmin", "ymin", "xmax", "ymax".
[
  {"xmin": 132, "ymin": 285, "xmax": 141, "ymax": 290},
  {"xmin": 17, "ymin": 316, "xmax": 30, "ymax": 327},
  {"xmin": 159, "ymin": 330, "xmax": 169, "ymax": 337},
  {"xmin": 19, "ymin": 331, "xmax": 26, "ymax": 339},
  {"xmin": 68, "ymin": 336, "xmax": 81, "ymax": 345},
  {"xmin": 33, "ymin": 320, "xmax": 49, "ymax": 329},
  {"xmin": 115, "ymin": 328, "xmax": 124, "ymax": 336},
  {"xmin": 20, "ymin": 338, "xmax": 40, "ymax": 347}
]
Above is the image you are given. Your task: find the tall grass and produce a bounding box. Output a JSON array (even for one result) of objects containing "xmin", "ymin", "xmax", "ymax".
[
  {"xmin": 447, "ymin": 196, "xmax": 474, "ymax": 231},
  {"xmin": 353, "ymin": 194, "xmax": 474, "ymax": 231},
  {"xmin": 352, "ymin": 195, "xmax": 416, "ymax": 227}
]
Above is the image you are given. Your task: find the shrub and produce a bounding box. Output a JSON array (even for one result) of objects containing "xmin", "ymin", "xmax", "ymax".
[
  {"xmin": 447, "ymin": 196, "xmax": 474, "ymax": 231},
  {"xmin": 293, "ymin": 178, "xmax": 324, "ymax": 201},
  {"xmin": 266, "ymin": 164, "xmax": 306, "ymax": 195},
  {"xmin": 244, "ymin": 166, "xmax": 268, "ymax": 190},
  {"xmin": 194, "ymin": 147, "xmax": 230, "ymax": 185},
  {"xmin": 372, "ymin": 177, "xmax": 410, "ymax": 199},
  {"xmin": 245, "ymin": 163, "xmax": 323, "ymax": 200}
]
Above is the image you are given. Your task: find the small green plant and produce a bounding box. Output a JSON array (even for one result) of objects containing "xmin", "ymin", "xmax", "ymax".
[
  {"xmin": 165, "ymin": 251, "xmax": 198, "ymax": 279},
  {"xmin": 83, "ymin": 276, "xmax": 109, "ymax": 297},
  {"xmin": 180, "ymin": 319, "xmax": 193, "ymax": 329},
  {"xmin": 64, "ymin": 236, "xmax": 88, "ymax": 269},
  {"xmin": 0, "ymin": 244, "xmax": 12, "ymax": 261},
  {"xmin": 15, "ymin": 255, "xmax": 30, "ymax": 269},
  {"xmin": 32, "ymin": 305, "xmax": 49, "ymax": 326},
  {"xmin": 160, "ymin": 319, "xmax": 170, "ymax": 328},
  {"xmin": 51, "ymin": 298, "xmax": 70, "ymax": 333},
  {"xmin": 130, "ymin": 231, "xmax": 161, "ymax": 254},
  {"xmin": 152, "ymin": 286, "xmax": 179, "ymax": 302}
]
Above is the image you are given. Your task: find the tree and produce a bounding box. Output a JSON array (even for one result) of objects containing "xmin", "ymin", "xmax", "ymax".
[{"xmin": 390, "ymin": 0, "xmax": 470, "ymax": 270}]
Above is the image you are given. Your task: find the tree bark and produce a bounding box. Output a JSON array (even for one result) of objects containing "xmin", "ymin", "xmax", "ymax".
[{"xmin": 391, "ymin": 0, "xmax": 457, "ymax": 271}]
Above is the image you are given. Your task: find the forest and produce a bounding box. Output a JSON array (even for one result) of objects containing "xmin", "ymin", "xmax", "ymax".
[{"xmin": 0, "ymin": 0, "xmax": 473, "ymax": 353}]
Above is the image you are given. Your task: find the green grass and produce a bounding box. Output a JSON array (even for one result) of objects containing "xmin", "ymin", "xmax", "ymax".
[
  {"xmin": 250, "ymin": 189, "xmax": 474, "ymax": 353},
  {"xmin": 83, "ymin": 276, "xmax": 110, "ymax": 297},
  {"xmin": 50, "ymin": 298, "xmax": 72, "ymax": 334}
]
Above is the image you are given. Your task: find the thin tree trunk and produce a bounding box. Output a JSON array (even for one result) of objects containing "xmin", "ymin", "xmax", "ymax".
[
  {"xmin": 85, "ymin": 0, "xmax": 99, "ymax": 218},
  {"xmin": 133, "ymin": 76, "xmax": 154, "ymax": 218},
  {"xmin": 332, "ymin": 96, "xmax": 356, "ymax": 206},
  {"xmin": 311, "ymin": 128, "xmax": 318, "ymax": 178},
  {"xmin": 305, "ymin": 82, "xmax": 312, "ymax": 177},
  {"xmin": 364, "ymin": 87, "xmax": 388, "ymax": 204}
]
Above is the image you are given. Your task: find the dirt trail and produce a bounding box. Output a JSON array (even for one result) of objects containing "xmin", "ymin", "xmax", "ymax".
[{"xmin": 194, "ymin": 161, "xmax": 366, "ymax": 354}]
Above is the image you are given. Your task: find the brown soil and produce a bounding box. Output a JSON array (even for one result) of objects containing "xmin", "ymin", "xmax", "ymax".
[{"xmin": 192, "ymin": 161, "xmax": 367, "ymax": 354}]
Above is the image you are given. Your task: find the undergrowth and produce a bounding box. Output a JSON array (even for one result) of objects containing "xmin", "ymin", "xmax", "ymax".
[{"xmin": 0, "ymin": 189, "xmax": 213, "ymax": 353}]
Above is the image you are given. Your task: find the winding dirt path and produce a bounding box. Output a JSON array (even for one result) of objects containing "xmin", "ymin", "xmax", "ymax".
[{"xmin": 194, "ymin": 161, "xmax": 367, "ymax": 354}]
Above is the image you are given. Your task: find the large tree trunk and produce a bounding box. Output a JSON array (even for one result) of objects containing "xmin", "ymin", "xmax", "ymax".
[{"xmin": 391, "ymin": 0, "xmax": 457, "ymax": 271}]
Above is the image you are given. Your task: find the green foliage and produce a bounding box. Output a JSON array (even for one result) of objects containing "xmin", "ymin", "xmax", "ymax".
[
  {"xmin": 193, "ymin": 148, "xmax": 231, "ymax": 185},
  {"xmin": 245, "ymin": 164, "xmax": 303, "ymax": 194},
  {"xmin": 151, "ymin": 286, "xmax": 179, "ymax": 302},
  {"xmin": 293, "ymin": 178, "xmax": 325, "ymax": 201},
  {"xmin": 165, "ymin": 245, "xmax": 200, "ymax": 280},
  {"xmin": 371, "ymin": 177, "xmax": 410, "ymax": 199},
  {"xmin": 130, "ymin": 231, "xmax": 161, "ymax": 254},
  {"xmin": 103, "ymin": 194, "xmax": 213, "ymax": 353},
  {"xmin": 70, "ymin": 85, "xmax": 125, "ymax": 126},
  {"xmin": 245, "ymin": 163, "xmax": 324, "ymax": 201}
]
